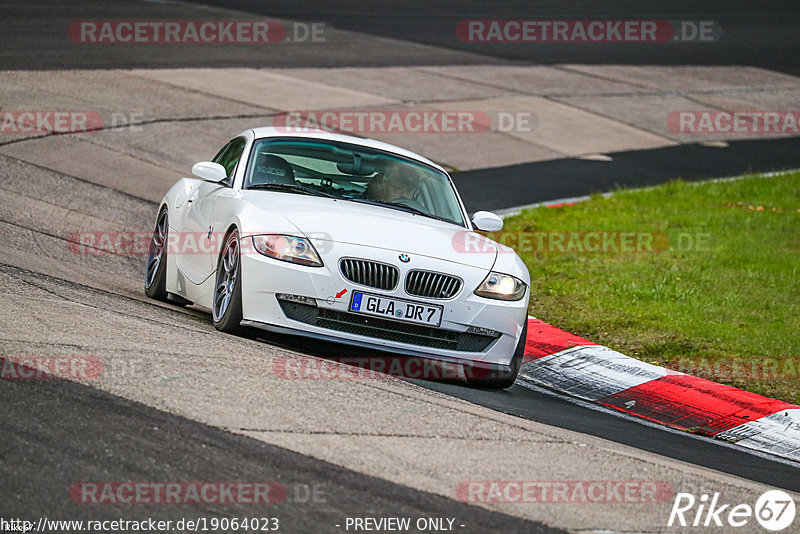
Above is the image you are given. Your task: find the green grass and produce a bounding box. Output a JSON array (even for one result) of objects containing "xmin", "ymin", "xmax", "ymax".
[{"xmin": 501, "ymin": 171, "xmax": 800, "ymax": 404}]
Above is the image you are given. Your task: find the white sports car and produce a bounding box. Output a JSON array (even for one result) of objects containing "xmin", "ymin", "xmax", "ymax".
[{"xmin": 145, "ymin": 127, "xmax": 530, "ymax": 388}]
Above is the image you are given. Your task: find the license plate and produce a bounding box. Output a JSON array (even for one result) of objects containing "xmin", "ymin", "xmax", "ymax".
[{"xmin": 350, "ymin": 291, "xmax": 443, "ymax": 327}]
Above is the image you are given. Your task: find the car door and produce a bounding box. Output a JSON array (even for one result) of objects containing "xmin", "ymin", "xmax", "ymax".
[{"xmin": 176, "ymin": 137, "xmax": 246, "ymax": 285}]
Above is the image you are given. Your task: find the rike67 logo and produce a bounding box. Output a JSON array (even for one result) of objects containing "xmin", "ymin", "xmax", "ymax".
[{"xmin": 668, "ymin": 490, "xmax": 796, "ymax": 531}]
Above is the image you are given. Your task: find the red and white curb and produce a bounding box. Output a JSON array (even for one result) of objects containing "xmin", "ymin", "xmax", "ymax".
[{"xmin": 519, "ymin": 317, "xmax": 800, "ymax": 463}]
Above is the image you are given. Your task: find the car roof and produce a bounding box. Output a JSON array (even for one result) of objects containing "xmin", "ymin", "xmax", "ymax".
[{"xmin": 244, "ymin": 127, "xmax": 447, "ymax": 174}]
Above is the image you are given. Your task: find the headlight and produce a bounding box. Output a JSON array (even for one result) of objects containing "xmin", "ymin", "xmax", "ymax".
[
  {"xmin": 252, "ymin": 235, "xmax": 323, "ymax": 267},
  {"xmin": 474, "ymin": 272, "xmax": 526, "ymax": 301}
]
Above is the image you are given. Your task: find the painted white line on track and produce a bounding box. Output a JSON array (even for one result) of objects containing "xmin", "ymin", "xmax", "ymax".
[{"xmin": 495, "ymin": 194, "xmax": 596, "ymax": 218}]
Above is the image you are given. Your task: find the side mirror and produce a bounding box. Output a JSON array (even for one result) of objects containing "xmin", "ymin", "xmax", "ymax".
[
  {"xmin": 192, "ymin": 161, "xmax": 228, "ymax": 183},
  {"xmin": 471, "ymin": 211, "xmax": 503, "ymax": 232}
]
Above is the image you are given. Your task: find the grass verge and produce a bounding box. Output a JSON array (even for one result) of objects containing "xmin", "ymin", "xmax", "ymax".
[{"xmin": 501, "ymin": 171, "xmax": 800, "ymax": 404}]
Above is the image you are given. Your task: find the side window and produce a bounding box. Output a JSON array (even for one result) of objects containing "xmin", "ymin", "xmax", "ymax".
[{"xmin": 212, "ymin": 138, "xmax": 247, "ymax": 185}]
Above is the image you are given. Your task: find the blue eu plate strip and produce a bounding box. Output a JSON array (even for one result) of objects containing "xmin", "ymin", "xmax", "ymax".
[{"xmin": 351, "ymin": 291, "xmax": 363, "ymax": 311}]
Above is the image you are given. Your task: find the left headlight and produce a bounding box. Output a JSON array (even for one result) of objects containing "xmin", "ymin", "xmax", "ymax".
[
  {"xmin": 474, "ymin": 272, "xmax": 527, "ymax": 301},
  {"xmin": 252, "ymin": 235, "xmax": 323, "ymax": 267}
]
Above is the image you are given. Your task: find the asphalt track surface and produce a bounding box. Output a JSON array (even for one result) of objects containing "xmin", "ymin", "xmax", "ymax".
[
  {"xmin": 3, "ymin": 1, "xmax": 798, "ymax": 213},
  {"xmin": 2, "ymin": 0, "xmax": 799, "ymax": 531},
  {"xmin": 1, "ymin": 360, "xmax": 558, "ymax": 533},
  {"xmin": 185, "ymin": 0, "xmax": 800, "ymax": 74},
  {"xmin": 2, "ymin": 1, "xmax": 799, "ymax": 73},
  {"xmin": 261, "ymin": 335, "xmax": 800, "ymax": 494},
  {"xmin": 454, "ymin": 136, "xmax": 800, "ymax": 212},
  {"xmin": 420, "ymin": 382, "xmax": 800, "ymax": 494}
]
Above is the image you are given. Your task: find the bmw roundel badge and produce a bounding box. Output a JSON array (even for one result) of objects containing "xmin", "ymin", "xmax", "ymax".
[{"xmin": 399, "ymin": 254, "xmax": 410, "ymax": 263}]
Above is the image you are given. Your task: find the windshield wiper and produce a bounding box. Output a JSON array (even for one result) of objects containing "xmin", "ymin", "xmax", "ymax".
[
  {"xmin": 247, "ymin": 183, "xmax": 338, "ymax": 198},
  {"xmin": 350, "ymin": 198, "xmax": 454, "ymax": 224}
]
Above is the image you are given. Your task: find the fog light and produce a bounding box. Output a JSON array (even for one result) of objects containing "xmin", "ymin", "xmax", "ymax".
[
  {"xmin": 466, "ymin": 325, "xmax": 501, "ymax": 338},
  {"xmin": 276, "ymin": 293, "xmax": 317, "ymax": 306}
]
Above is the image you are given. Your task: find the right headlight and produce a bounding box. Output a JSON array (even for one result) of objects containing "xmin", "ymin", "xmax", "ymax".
[
  {"xmin": 474, "ymin": 272, "xmax": 527, "ymax": 301},
  {"xmin": 251, "ymin": 234, "xmax": 323, "ymax": 267}
]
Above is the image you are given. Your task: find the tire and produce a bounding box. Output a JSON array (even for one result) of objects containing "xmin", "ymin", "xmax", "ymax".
[
  {"xmin": 467, "ymin": 320, "xmax": 527, "ymax": 390},
  {"xmin": 212, "ymin": 229, "xmax": 243, "ymax": 333},
  {"xmin": 144, "ymin": 209, "xmax": 169, "ymax": 301}
]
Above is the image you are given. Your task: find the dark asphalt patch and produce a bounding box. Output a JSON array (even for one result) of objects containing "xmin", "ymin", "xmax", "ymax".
[
  {"xmin": 0, "ymin": 358, "xmax": 560, "ymax": 533},
  {"xmin": 453, "ymin": 136, "xmax": 800, "ymax": 212},
  {"xmin": 185, "ymin": 0, "xmax": 800, "ymax": 73},
  {"xmin": 3, "ymin": 1, "xmax": 798, "ymax": 71}
]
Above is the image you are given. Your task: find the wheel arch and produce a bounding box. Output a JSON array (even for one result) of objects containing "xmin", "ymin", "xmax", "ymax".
[{"xmin": 216, "ymin": 223, "xmax": 242, "ymax": 265}]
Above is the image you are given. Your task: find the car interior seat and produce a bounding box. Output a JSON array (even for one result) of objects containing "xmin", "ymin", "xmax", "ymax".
[
  {"xmin": 363, "ymin": 173, "xmax": 386, "ymax": 200},
  {"xmin": 251, "ymin": 154, "xmax": 296, "ymax": 186}
]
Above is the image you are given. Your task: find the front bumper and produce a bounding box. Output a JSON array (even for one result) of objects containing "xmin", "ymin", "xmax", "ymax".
[
  {"xmin": 240, "ymin": 319, "xmax": 517, "ymax": 378},
  {"xmin": 239, "ymin": 240, "xmax": 529, "ymax": 366}
]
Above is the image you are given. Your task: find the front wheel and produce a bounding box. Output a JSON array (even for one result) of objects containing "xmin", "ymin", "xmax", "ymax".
[
  {"xmin": 212, "ymin": 229, "xmax": 243, "ymax": 333},
  {"xmin": 144, "ymin": 209, "xmax": 169, "ymax": 301},
  {"xmin": 467, "ymin": 321, "xmax": 527, "ymax": 390}
]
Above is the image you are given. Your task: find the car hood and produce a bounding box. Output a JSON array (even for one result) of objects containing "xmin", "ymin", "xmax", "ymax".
[{"xmin": 243, "ymin": 193, "xmax": 498, "ymax": 270}]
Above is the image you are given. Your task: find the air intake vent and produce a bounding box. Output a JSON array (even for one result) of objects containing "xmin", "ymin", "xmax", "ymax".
[
  {"xmin": 339, "ymin": 258, "xmax": 399, "ymax": 291},
  {"xmin": 277, "ymin": 300, "xmax": 497, "ymax": 353},
  {"xmin": 405, "ymin": 270, "xmax": 462, "ymax": 299}
]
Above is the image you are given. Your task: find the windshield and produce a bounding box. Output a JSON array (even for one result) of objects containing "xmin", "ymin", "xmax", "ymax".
[{"xmin": 244, "ymin": 138, "xmax": 466, "ymax": 227}]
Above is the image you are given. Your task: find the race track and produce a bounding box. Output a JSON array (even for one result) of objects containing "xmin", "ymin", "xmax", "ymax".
[{"xmin": 2, "ymin": 1, "xmax": 799, "ymax": 532}]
